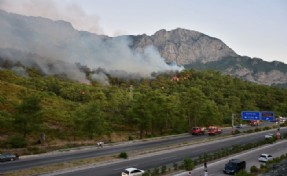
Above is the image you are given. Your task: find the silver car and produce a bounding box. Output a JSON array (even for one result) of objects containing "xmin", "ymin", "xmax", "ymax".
[
  {"xmin": 121, "ymin": 167, "xmax": 145, "ymax": 176},
  {"xmin": 258, "ymin": 154, "xmax": 273, "ymax": 162}
]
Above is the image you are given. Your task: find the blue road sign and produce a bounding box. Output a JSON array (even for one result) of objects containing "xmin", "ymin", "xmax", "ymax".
[
  {"xmin": 241, "ymin": 111, "xmax": 260, "ymax": 120},
  {"xmin": 261, "ymin": 111, "xmax": 274, "ymax": 121}
]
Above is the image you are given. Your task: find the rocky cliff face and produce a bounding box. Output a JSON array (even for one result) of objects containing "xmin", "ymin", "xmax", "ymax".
[
  {"xmin": 130, "ymin": 28, "xmax": 238, "ymax": 65},
  {"xmin": 130, "ymin": 29, "xmax": 287, "ymax": 86}
]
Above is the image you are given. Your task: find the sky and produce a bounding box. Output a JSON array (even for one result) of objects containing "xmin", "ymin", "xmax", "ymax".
[{"xmin": 0, "ymin": 0, "xmax": 286, "ymax": 63}]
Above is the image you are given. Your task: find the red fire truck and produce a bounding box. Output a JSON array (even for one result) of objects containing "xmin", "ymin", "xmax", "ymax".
[
  {"xmin": 208, "ymin": 126, "xmax": 222, "ymax": 135},
  {"xmin": 250, "ymin": 120, "xmax": 260, "ymax": 126},
  {"xmin": 190, "ymin": 127, "xmax": 205, "ymax": 135}
]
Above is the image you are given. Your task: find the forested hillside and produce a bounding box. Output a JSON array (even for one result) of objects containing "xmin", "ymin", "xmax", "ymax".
[{"xmin": 1, "ymin": 68, "xmax": 287, "ymax": 151}]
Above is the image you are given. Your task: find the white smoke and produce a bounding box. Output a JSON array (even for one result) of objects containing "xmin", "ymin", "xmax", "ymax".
[
  {"xmin": 0, "ymin": 0, "xmax": 104, "ymax": 34},
  {"xmin": 90, "ymin": 71, "xmax": 110, "ymax": 86},
  {"xmin": 11, "ymin": 66, "xmax": 28, "ymax": 77},
  {"xmin": 0, "ymin": 1, "xmax": 184, "ymax": 84}
]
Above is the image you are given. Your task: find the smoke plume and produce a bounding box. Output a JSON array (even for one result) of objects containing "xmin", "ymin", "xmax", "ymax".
[
  {"xmin": 0, "ymin": 0, "xmax": 104, "ymax": 34},
  {"xmin": 0, "ymin": 1, "xmax": 183, "ymax": 84}
]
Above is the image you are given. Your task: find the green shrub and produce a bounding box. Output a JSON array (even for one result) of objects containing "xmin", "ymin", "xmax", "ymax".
[
  {"xmin": 246, "ymin": 129, "xmax": 254, "ymax": 133},
  {"xmin": 265, "ymin": 137, "xmax": 276, "ymax": 144},
  {"xmin": 118, "ymin": 152, "xmax": 128, "ymax": 159},
  {"xmin": 250, "ymin": 165, "xmax": 259, "ymax": 173},
  {"xmin": 254, "ymin": 128, "xmax": 262, "ymax": 132},
  {"xmin": 179, "ymin": 163, "xmax": 185, "ymax": 170},
  {"xmin": 27, "ymin": 146, "xmax": 46, "ymax": 154},
  {"xmin": 234, "ymin": 170, "xmax": 252, "ymax": 176},
  {"xmin": 234, "ymin": 129, "xmax": 241, "ymax": 134},
  {"xmin": 146, "ymin": 134, "xmax": 156, "ymax": 138},
  {"xmin": 263, "ymin": 126, "xmax": 271, "ymax": 130},
  {"xmin": 260, "ymin": 163, "xmax": 267, "ymax": 169},
  {"xmin": 152, "ymin": 167, "xmax": 160, "ymax": 175},
  {"xmin": 193, "ymin": 159, "xmax": 198, "ymax": 166},
  {"xmin": 142, "ymin": 171, "xmax": 150, "ymax": 176},
  {"xmin": 173, "ymin": 162, "xmax": 178, "ymax": 171},
  {"xmin": 183, "ymin": 158, "xmax": 194, "ymax": 171},
  {"xmin": 161, "ymin": 165, "xmax": 167, "ymax": 174},
  {"xmin": 198, "ymin": 155, "xmax": 204, "ymax": 163},
  {"xmin": 7, "ymin": 135, "xmax": 27, "ymax": 148}
]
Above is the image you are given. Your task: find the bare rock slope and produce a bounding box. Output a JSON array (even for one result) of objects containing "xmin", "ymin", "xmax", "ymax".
[
  {"xmin": 131, "ymin": 28, "xmax": 237, "ymax": 65},
  {"xmin": 130, "ymin": 28, "xmax": 287, "ymax": 86}
]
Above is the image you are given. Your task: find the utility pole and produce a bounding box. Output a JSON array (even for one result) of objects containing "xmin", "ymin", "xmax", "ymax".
[
  {"xmin": 277, "ymin": 117, "xmax": 281, "ymax": 131},
  {"xmin": 232, "ymin": 113, "xmax": 234, "ymax": 128},
  {"xmin": 231, "ymin": 113, "xmax": 234, "ymax": 134},
  {"xmin": 204, "ymin": 154, "xmax": 208, "ymax": 176},
  {"xmin": 204, "ymin": 160, "xmax": 208, "ymax": 176},
  {"xmin": 277, "ymin": 116, "xmax": 281, "ymax": 140}
]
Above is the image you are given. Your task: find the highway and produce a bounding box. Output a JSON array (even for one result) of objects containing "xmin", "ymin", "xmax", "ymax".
[
  {"xmin": 1, "ymin": 125, "xmax": 239, "ymax": 173},
  {"xmin": 0, "ymin": 123, "xmax": 285, "ymax": 176},
  {"xmin": 175, "ymin": 140, "xmax": 287, "ymax": 176},
  {"xmin": 43, "ymin": 127, "xmax": 286, "ymax": 176}
]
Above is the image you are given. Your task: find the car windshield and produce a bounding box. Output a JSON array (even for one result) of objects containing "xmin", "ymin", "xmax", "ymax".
[
  {"xmin": 225, "ymin": 163, "xmax": 235, "ymax": 169},
  {"xmin": 260, "ymin": 155, "xmax": 267, "ymax": 158},
  {"xmin": 131, "ymin": 170, "xmax": 141, "ymax": 173}
]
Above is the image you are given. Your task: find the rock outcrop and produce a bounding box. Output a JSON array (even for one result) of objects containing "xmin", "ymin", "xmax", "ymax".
[
  {"xmin": 131, "ymin": 28, "xmax": 238, "ymax": 65},
  {"xmin": 130, "ymin": 29, "xmax": 287, "ymax": 86}
]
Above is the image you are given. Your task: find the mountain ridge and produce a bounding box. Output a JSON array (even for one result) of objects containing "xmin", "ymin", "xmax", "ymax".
[
  {"xmin": 0, "ymin": 9, "xmax": 286, "ymax": 86},
  {"xmin": 130, "ymin": 28, "xmax": 238, "ymax": 65},
  {"xmin": 128, "ymin": 28, "xmax": 287, "ymax": 86}
]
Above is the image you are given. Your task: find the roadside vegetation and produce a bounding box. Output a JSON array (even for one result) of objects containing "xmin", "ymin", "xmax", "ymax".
[{"xmin": 0, "ymin": 68, "xmax": 287, "ymax": 155}]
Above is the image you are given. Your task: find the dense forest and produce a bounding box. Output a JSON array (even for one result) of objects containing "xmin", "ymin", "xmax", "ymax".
[{"xmin": 0, "ymin": 68, "xmax": 287, "ymax": 150}]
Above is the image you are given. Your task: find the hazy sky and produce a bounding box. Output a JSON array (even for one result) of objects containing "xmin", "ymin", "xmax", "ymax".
[{"xmin": 1, "ymin": 0, "xmax": 286, "ymax": 63}]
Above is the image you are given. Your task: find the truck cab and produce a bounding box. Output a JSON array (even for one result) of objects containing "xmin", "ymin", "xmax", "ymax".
[
  {"xmin": 250, "ymin": 120, "xmax": 260, "ymax": 126},
  {"xmin": 208, "ymin": 126, "xmax": 222, "ymax": 135},
  {"xmin": 190, "ymin": 127, "xmax": 205, "ymax": 135}
]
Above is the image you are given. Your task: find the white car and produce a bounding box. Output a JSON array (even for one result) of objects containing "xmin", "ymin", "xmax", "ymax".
[
  {"xmin": 258, "ymin": 154, "xmax": 273, "ymax": 162},
  {"xmin": 121, "ymin": 167, "xmax": 145, "ymax": 176},
  {"xmin": 236, "ymin": 124, "xmax": 243, "ymax": 128},
  {"xmin": 265, "ymin": 133, "xmax": 274, "ymax": 139}
]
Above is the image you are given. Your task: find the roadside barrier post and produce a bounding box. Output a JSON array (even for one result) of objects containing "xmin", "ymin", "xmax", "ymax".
[
  {"xmin": 204, "ymin": 161, "xmax": 208, "ymax": 176},
  {"xmin": 276, "ymin": 130, "xmax": 280, "ymax": 140}
]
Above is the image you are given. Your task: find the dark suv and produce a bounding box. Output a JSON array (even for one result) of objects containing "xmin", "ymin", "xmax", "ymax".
[
  {"xmin": 0, "ymin": 153, "xmax": 19, "ymax": 162},
  {"xmin": 223, "ymin": 159, "xmax": 246, "ymax": 175}
]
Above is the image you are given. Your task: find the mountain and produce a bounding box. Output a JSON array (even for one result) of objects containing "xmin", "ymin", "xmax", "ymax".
[
  {"xmin": 130, "ymin": 28, "xmax": 238, "ymax": 65},
  {"xmin": 129, "ymin": 28, "xmax": 287, "ymax": 86},
  {"xmin": 0, "ymin": 9, "xmax": 286, "ymax": 86}
]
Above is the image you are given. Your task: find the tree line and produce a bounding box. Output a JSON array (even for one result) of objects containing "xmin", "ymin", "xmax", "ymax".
[{"xmin": 0, "ymin": 69, "xmax": 287, "ymax": 148}]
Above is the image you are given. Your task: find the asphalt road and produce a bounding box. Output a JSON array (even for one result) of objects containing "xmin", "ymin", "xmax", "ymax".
[
  {"xmin": 0, "ymin": 124, "xmax": 238, "ymax": 173},
  {"xmin": 175, "ymin": 140, "xmax": 287, "ymax": 176},
  {"xmin": 42, "ymin": 127, "xmax": 287, "ymax": 176},
  {"xmin": 0, "ymin": 122, "xmax": 283, "ymax": 175}
]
